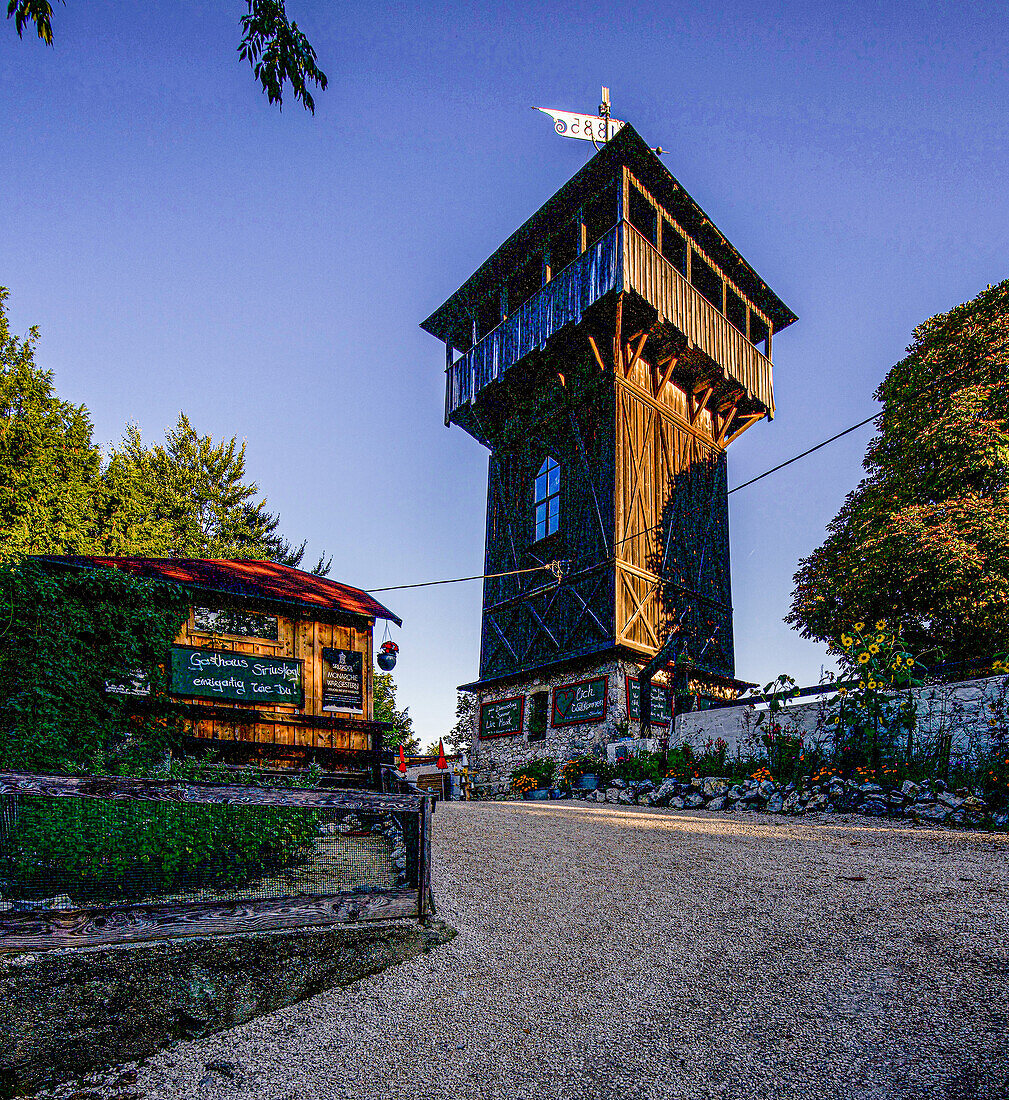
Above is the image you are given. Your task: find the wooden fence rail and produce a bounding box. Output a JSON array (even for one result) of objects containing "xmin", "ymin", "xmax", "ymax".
[{"xmin": 0, "ymin": 772, "xmax": 435, "ymax": 953}]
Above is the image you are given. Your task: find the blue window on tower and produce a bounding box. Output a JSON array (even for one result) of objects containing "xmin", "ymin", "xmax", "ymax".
[{"xmin": 534, "ymin": 457, "xmax": 560, "ymax": 541}]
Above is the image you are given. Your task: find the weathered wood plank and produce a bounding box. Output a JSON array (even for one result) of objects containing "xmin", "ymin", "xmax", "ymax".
[
  {"xmin": 0, "ymin": 772, "xmax": 422, "ymax": 811},
  {"xmin": 0, "ymin": 888, "xmax": 420, "ymax": 953}
]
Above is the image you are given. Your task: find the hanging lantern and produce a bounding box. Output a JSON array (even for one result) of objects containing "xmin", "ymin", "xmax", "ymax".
[{"xmin": 378, "ymin": 640, "xmax": 399, "ymax": 671}]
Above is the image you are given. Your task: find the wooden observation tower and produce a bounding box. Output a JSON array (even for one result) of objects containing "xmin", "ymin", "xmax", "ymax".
[{"xmin": 421, "ymin": 115, "xmax": 796, "ymax": 773}]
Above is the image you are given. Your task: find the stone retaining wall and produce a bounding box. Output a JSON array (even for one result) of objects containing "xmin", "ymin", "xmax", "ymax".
[
  {"xmin": 675, "ymin": 674, "xmax": 1009, "ymax": 760},
  {"xmin": 565, "ymin": 773, "xmax": 1001, "ymax": 827},
  {"xmin": 0, "ymin": 919, "xmax": 457, "ymax": 1097}
]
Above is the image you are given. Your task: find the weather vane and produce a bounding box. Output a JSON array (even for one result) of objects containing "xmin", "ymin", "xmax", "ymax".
[{"xmin": 533, "ymin": 86, "xmax": 626, "ymax": 145}]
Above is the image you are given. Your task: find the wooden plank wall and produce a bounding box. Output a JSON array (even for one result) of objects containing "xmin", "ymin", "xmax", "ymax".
[
  {"xmin": 614, "ymin": 355, "xmax": 720, "ymax": 655},
  {"xmin": 177, "ymin": 611, "xmax": 374, "ymax": 756}
]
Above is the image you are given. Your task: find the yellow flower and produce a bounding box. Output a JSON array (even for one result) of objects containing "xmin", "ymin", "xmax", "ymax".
[
  {"xmin": 858, "ymin": 652, "xmax": 870, "ymax": 664},
  {"xmin": 875, "ymin": 620, "xmax": 886, "ymax": 631},
  {"xmin": 859, "ymin": 681, "xmax": 866, "ymax": 689},
  {"xmin": 854, "ymin": 622, "xmax": 865, "ymax": 631},
  {"xmin": 841, "ymin": 634, "xmax": 853, "ymax": 647},
  {"xmin": 838, "ymin": 687, "xmax": 848, "ymax": 696},
  {"xmin": 869, "ymin": 644, "xmax": 879, "ymax": 655},
  {"xmin": 876, "ymin": 634, "xmax": 885, "ymax": 644}
]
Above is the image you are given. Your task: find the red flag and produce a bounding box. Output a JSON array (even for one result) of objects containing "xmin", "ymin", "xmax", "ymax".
[
  {"xmin": 398, "ymin": 744, "xmax": 407, "ymax": 773},
  {"xmin": 436, "ymin": 738, "xmax": 447, "ymax": 770}
]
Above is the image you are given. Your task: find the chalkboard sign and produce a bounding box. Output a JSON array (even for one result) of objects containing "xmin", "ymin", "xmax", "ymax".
[
  {"xmin": 625, "ymin": 676, "xmax": 673, "ymax": 726},
  {"xmin": 552, "ymin": 676, "xmax": 607, "ymax": 727},
  {"xmin": 170, "ymin": 645, "xmax": 303, "ymax": 706},
  {"xmin": 321, "ymin": 648, "xmax": 364, "ymax": 713},
  {"xmin": 104, "ymin": 670, "xmax": 151, "ymax": 697},
  {"xmin": 480, "ymin": 695, "xmax": 525, "ymax": 739}
]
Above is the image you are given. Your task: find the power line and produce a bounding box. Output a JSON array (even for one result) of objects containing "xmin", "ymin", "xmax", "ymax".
[
  {"xmin": 366, "ymin": 363, "xmax": 988, "ymax": 594},
  {"xmin": 367, "ymin": 564, "xmax": 551, "ymax": 594}
]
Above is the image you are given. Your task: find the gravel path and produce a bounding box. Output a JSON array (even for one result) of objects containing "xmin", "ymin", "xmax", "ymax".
[{"xmin": 127, "ymin": 802, "xmax": 1009, "ymax": 1100}]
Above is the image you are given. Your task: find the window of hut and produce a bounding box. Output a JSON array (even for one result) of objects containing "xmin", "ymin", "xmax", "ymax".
[
  {"xmin": 690, "ymin": 251, "xmax": 724, "ymax": 313},
  {"xmin": 534, "ymin": 456, "xmax": 560, "ymax": 541},
  {"xmin": 661, "ymin": 219, "xmax": 686, "ymax": 275},
  {"xmin": 192, "ymin": 607, "xmax": 279, "ymax": 641},
  {"xmin": 726, "ymin": 287, "xmax": 747, "ymax": 335},
  {"xmin": 628, "ymin": 185, "xmax": 657, "ymax": 246},
  {"xmin": 476, "ymin": 294, "xmax": 502, "ymax": 340},
  {"xmin": 749, "ymin": 311, "xmax": 770, "ymax": 355}
]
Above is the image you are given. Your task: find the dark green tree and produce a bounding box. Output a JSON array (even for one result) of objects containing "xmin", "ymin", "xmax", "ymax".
[
  {"xmin": 445, "ymin": 691, "xmax": 476, "ymax": 755},
  {"xmin": 788, "ymin": 279, "xmax": 1009, "ymax": 663},
  {"xmin": 7, "ymin": 0, "xmax": 327, "ymax": 112},
  {"xmin": 0, "ymin": 287, "xmax": 101, "ymax": 560},
  {"xmin": 99, "ymin": 413, "xmax": 330, "ymax": 570},
  {"xmin": 374, "ymin": 671, "xmax": 417, "ymax": 753}
]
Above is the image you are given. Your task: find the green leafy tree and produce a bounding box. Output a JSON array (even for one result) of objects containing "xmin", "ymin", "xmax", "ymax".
[
  {"xmin": 0, "ymin": 287, "xmax": 101, "ymax": 560},
  {"xmin": 374, "ymin": 671, "xmax": 417, "ymax": 753},
  {"xmin": 445, "ymin": 691, "xmax": 476, "ymax": 756},
  {"xmin": 789, "ymin": 280, "xmax": 1009, "ymax": 663},
  {"xmin": 99, "ymin": 413, "xmax": 329, "ymax": 570},
  {"xmin": 7, "ymin": 0, "xmax": 327, "ymax": 112}
]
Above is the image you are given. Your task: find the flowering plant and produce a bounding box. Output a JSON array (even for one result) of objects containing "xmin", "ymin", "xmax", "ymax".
[
  {"xmin": 559, "ymin": 755, "xmax": 599, "ymax": 784},
  {"xmin": 826, "ymin": 620, "xmax": 928, "ymax": 772}
]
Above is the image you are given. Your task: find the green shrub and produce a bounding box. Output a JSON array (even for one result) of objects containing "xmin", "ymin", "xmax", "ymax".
[{"xmin": 4, "ymin": 796, "xmax": 318, "ymax": 902}]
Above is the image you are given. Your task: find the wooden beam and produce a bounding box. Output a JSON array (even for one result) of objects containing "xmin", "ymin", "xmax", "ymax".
[
  {"xmin": 625, "ymin": 332, "xmax": 648, "ymax": 378},
  {"xmin": 0, "ymin": 771, "xmax": 420, "ymax": 811},
  {"xmin": 691, "ymin": 386, "xmax": 713, "ymax": 426},
  {"xmin": 723, "ymin": 413, "xmax": 764, "ymax": 447},
  {"xmin": 613, "ymin": 294, "xmax": 624, "ymax": 375},
  {"xmin": 0, "ymin": 888, "xmax": 421, "ymax": 954},
  {"xmin": 587, "ymin": 334, "xmax": 608, "ymax": 372},
  {"xmin": 716, "ymin": 402, "xmax": 741, "ymax": 447},
  {"xmin": 654, "ymin": 354, "xmax": 679, "ymax": 402}
]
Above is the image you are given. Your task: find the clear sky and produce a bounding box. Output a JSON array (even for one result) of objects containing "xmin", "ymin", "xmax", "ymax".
[{"xmin": 1, "ymin": 0, "xmax": 1007, "ymax": 739}]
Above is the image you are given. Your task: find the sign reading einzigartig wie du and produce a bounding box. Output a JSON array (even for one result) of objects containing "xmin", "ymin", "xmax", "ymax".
[{"xmin": 170, "ymin": 645, "xmax": 303, "ymax": 706}]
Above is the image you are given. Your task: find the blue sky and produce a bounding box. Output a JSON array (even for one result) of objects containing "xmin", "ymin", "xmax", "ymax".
[{"xmin": 1, "ymin": 0, "xmax": 1007, "ymax": 738}]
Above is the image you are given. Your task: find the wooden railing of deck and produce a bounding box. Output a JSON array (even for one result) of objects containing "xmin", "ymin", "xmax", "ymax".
[
  {"xmin": 444, "ymin": 221, "xmax": 775, "ymax": 420},
  {"xmin": 621, "ymin": 224, "xmax": 775, "ymax": 415}
]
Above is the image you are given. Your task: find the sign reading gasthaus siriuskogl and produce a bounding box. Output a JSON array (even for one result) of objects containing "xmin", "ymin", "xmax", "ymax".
[
  {"xmin": 551, "ymin": 676, "xmax": 608, "ymax": 727},
  {"xmin": 169, "ymin": 645, "xmax": 303, "ymax": 705}
]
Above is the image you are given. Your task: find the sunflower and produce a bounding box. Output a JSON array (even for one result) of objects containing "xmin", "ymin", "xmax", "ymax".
[
  {"xmin": 858, "ymin": 652, "xmax": 870, "ymax": 664},
  {"xmin": 875, "ymin": 620, "xmax": 886, "ymax": 631},
  {"xmin": 841, "ymin": 634, "xmax": 853, "ymax": 647},
  {"xmin": 854, "ymin": 622, "xmax": 865, "ymax": 631}
]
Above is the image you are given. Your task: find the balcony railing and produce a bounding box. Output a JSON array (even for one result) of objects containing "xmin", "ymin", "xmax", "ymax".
[
  {"xmin": 444, "ymin": 225, "xmax": 620, "ymax": 421},
  {"xmin": 622, "ymin": 225, "xmax": 775, "ymax": 415},
  {"xmin": 444, "ymin": 221, "xmax": 775, "ymax": 421}
]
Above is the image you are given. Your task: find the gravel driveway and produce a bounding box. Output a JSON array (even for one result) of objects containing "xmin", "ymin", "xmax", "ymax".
[{"xmin": 124, "ymin": 802, "xmax": 1009, "ymax": 1100}]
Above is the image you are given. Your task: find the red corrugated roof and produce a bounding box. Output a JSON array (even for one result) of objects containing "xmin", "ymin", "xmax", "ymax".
[{"xmin": 35, "ymin": 556, "xmax": 401, "ymax": 625}]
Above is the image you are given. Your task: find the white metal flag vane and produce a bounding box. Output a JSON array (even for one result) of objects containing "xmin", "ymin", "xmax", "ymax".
[{"xmin": 533, "ymin": 86, "xmax": 625, "ymax": 144}]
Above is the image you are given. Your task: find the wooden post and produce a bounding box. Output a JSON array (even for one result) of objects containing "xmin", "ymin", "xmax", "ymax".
[{"xmin": 417, "ymin": 795, "xmax": 434, "ymax": 919}]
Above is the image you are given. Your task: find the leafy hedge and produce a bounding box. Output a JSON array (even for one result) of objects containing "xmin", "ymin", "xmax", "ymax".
[{"xmin": 0, "ymin": 558, "xmax": 191, "ymax": 774}]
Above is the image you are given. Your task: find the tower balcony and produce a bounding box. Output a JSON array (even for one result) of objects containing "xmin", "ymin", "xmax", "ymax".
[{"xmin": 444, "ymin": 221, "xmax": 775, "ymax": 427}]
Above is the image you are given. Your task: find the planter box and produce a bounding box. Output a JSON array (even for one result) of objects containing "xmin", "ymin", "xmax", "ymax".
[{"xmin": 573, "ymin": 775, "xmax": 600, "ymax": 790}]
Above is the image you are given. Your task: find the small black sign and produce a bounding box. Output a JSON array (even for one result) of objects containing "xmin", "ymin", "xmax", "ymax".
[
  {"xmin": 321, "ymin": 648, "xmax": 364, "ymax": 713},
  {"xmin": 480, "ymin": 695, "xmax": 525, "ymax": 739},
  {"xmin": 626, "ymin": 676, "xmax": 673, "ymax": 726}
]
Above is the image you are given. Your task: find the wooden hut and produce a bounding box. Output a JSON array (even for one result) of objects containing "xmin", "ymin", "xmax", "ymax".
[{"xmin": 37, "ymin": 556, "xmax": 401, "ymax": 783}]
